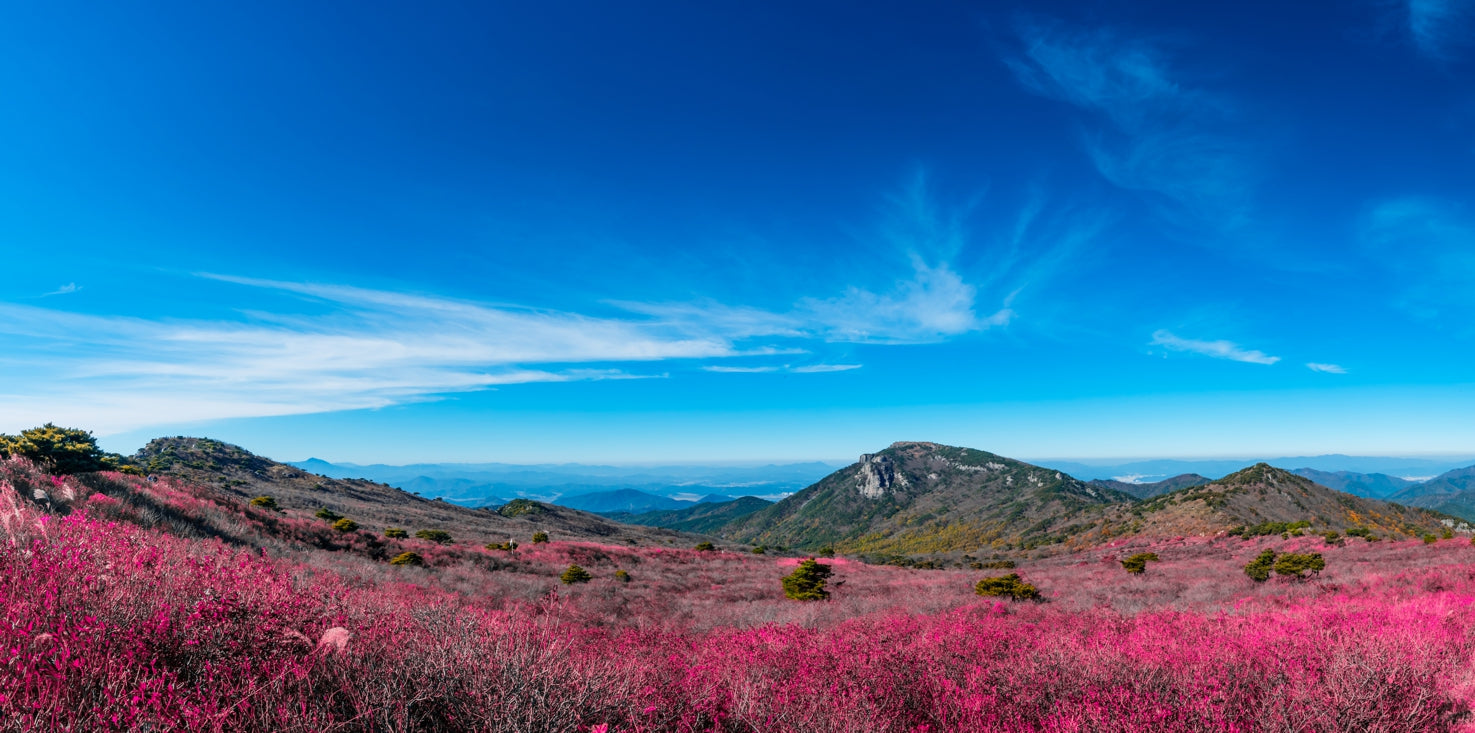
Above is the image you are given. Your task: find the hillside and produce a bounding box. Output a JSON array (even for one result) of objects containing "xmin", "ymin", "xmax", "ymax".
[
  {"xmin": 133, "ymin": 437, "xmax": 698, "ymax": 546},
  {"xmin": 719, "ymin": 442, "xmax": 1138, "ymax": 555},
  {"xmin": 608, "ymin": 495, "xmax": 775, "ymax": 534},
  {"xmin": 1089, "ymin": 473, "xmax": 1210, "ymax": 499},
  {"xmin": 1391, "ymin": 465, "xmax": 1475, "ymax": 521},
  {"xmin": 1291, "ymin": 468, "xmax": 1414, "ymax": 499},
  {"xmin": 556, "ymin": 488, "xmax": 693, "ymax": 514},
  {"xmin": 1124, "ymin": 463, "xmax": 1461, "ymax": 538}
]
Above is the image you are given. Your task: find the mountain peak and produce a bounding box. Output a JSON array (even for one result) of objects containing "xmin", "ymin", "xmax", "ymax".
[
  {"xmin": 887, "ymin": 440, "xmax": 944, "ymax": 452},
  {"xmin": 1217, "ymin": 462, "xmax": 1308, "ymax": 488}
]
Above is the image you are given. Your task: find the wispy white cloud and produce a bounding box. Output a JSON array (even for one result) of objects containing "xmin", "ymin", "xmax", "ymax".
[
  {"xmin": 619, "ymin": 178, "xmax": 1036, "ymax": 347},
  {"xmin": 790, "ymin": 364, "xmax": 862, "ymax": 373},
  {"xmin": 42, "ymin": 283, "xmax": 80, "ymax": 296},
  {"xmin": 1406, "ymin": 0, "xmax": 1474, "ymax": 60},
  {"xmin": 1004, "ymin": 17, "xmax": 1258, "ymax": 235},
  {"xmin": 701, "ymin": 365, "xmax": 782, "ymax": 374},
  {"xmin": 701, "ymin": 363, "xmax": 862, "ymax": 374},
  {"xmin": 615, "ymin": 258, "xmax": 991, "ymax": 346},
  {"xmin": 795, "ymin": 259, "xmax": 991, "ymax": 343},
  {"xmin": 0, "ymin": 262, "xmax": 932, "ymax": 433},
  {"xmin": 0, "ymin": 285, "xmax": 704, "ymax": 432},
  {"xmin": 1150, "ymin": 329, "xmax": 1280, "ymax": 365},
  {"xmin": 1306, "ymin": 362, "xmax": 1347, "ymax": 374}
]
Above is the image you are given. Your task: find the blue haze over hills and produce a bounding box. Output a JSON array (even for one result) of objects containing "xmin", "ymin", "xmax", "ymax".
[{"xmin": 295, "ymin": 452, "xmax": 1475, "ymax": 514}]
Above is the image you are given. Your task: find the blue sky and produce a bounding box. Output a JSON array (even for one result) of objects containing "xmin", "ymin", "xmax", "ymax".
[{"xmin": 2, "ymin": 0, "xmax": 1474, "ymax": 463}]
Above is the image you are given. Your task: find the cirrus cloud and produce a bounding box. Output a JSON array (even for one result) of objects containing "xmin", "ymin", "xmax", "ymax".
[{"xmin": 1150, "ymin": 330, "xmax": 1280, "ymax": 365}]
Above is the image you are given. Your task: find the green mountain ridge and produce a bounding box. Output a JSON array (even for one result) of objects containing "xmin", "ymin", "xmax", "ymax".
[
  {"xmin": 1391, "ymin": 466, "xmax": 1475, "ymax": 521},
  {"xmin": 605, "ymin": 496, "xmax": 775, "ymax": 534}
]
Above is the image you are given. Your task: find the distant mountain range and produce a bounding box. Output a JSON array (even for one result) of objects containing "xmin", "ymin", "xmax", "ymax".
[
  {"xmin": 1088, "ymin": 474, "xmax": 1211, "ymax": 499},
  {"xmin": 290, "ymin": 457, "xmax": 840, "ymax": 507},
  {"xmin": 554, "ymin": 489, "xmax": 735, "ymax": 514},
  {"xmin": 1290, "ymin": 469, "xmax": 1415, "ymax": 499}
]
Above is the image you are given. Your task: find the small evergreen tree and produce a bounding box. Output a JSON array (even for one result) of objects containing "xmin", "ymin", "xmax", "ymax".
[
  {"xmin": 332, "ymin": 518, "xmax": 358, "ymax": 533},
  {"xmin": 1272, "ymin": 552, "xmax": 1325, "ymax": 579},
  {"xmin": 1442, "ymin": 527, "xmax": 1455, "ymax": 540},
  {"xmin": 384, "ymin": 527, "xmax": 408, "ymax": 539},
  {"xmin": 0, "ymin": 424, "xmax": 114, "ymax": 474},
  {"xmin": 315, "ymin": 508, "xmax": 342, "ymax": 522},
  {"xmin": 614, "ymin": 569, "xmax": 631, "ymax": 583},
  {"xmin": 1424, "ymin": 533, "xmax": 1438, "ymax": 544},
  {"xmin": 1120, "ymin": 552, "xmax": 1160, "ymax": 575},
  {"xmin": 561, "ymin": 564, "xmax": 593, "ymax": 584},
  {"xmin": 249, "ymin": 496, "xmax": 280, "ymax": 511},
  {"xmin": 974, "ymin": 573, "xmax": 1040, "ymax": 601},
  {"xmin": 694, "ymin": 541, "xmax": 715, "ymax": 552},
  {"xmin": 1244, "ymin": 549, "xmax": 1277, "ymax": 582},
  {"xmin": 782, "ymin": 558, "xmax": 833, "ymax": 601},
  {"xmin": 531, "ymin": 531, "xmax": 549, "ymax": 544},
  {"xmin": 750, "ymin": 546, "xmax": 767, "ymax": 554}
]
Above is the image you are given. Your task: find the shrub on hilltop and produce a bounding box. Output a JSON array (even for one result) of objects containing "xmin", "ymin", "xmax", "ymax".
[
  {"xmin": 315, "ymin": 507, "xmax": 342, "ymax": 522},
  {"xmin": 331, "ymin": 518, "xmax": 358, "ymax": 533},
  {"xmin": 383, "ymin": 527, "xmax": 408, "ymax": 538},
  {"xmin": 782, "ymin": 558, "xmax": 833, "ymax": 601},
  {"xmin": 531, "ymin": 531, "xmax": 549, "ymax": 544},
  {"xmin": 694, "ymin": 541, "xmax": 715, "ymax": 552},
  {"xmin": 974, "ymin": 573, "xmax": 1041, "ymax": 601},
  {"xmin": 249, "ymin": 495, "xmax": 280, "ymax": 511}
]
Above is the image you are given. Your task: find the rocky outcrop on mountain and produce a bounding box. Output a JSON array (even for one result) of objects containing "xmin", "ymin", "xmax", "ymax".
[{"xmin": 719, "ymin": 442, "xmax": 1137, "ymax": 555}]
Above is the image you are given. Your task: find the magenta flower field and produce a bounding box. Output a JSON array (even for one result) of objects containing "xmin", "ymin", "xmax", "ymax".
[{"xmin": 3, "ymin": 458, "xmax": 1475, "ymax": 732}]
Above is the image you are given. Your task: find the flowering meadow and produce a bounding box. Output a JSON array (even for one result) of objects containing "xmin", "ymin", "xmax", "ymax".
[{"xmin": 5, "ymin": 456, "xmax": 1475, "ymax": 731}]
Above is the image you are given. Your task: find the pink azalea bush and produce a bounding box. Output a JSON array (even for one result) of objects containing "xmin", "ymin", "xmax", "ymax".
[{"xmin": 3, "ymin": 459, "xmax": 1475, "ymax": 731}]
